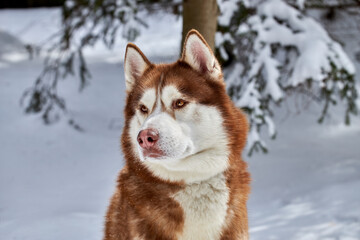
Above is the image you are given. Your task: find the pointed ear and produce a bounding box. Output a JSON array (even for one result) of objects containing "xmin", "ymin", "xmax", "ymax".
[
  {"xmin": 124, "ymin": 43, "xmax": 151, "ymax": 92},
  {"xmin": 181, "ymin": 30, "xmax": 222, "ymax": 81}
]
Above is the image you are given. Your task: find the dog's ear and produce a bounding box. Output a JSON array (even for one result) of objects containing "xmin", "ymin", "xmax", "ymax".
[
  {"xmin": 181, "ymin": 29, "xmax": 222, "ymax": 81},
  {"xmin": 124, "ymin": 43, "xmax": 151, "ymax": 92}
]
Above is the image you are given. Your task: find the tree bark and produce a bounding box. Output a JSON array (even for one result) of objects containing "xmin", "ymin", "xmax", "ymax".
[{"xmin": 181, "ymin": 0, "xmax": 219, "ymax": 52}]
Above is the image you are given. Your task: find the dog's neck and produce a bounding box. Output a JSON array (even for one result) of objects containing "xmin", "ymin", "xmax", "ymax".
[
  {"xmin": 183, "ymin": 172, "xmax": 226, "ymax": 187},
  {"xmin": 172, "ymin": 172, "xmax": 229, "ymax": 239}
]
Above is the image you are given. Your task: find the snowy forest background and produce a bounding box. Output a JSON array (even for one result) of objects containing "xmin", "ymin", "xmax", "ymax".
[{"xmin": 1, "ymin": 0, "xmax": 360, "ymax": 239}]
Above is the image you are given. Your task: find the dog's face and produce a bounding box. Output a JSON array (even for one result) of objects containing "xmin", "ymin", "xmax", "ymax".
[{"xmin": 123, "ymin": 30, "xmax": 236, "ymax": 183}]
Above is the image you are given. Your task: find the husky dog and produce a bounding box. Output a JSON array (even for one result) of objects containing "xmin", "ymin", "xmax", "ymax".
[{"xmin": 104, "ymin": 30, "xmax": 250, "ymax": 240}]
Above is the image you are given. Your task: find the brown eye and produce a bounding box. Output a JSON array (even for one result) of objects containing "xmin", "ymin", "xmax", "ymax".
[
  {"xmin": 139, "ymin": 104, "xmax": 148, "ymax": 113},
  {"xmin": 173, "ymin": 99, "xmax": 187, "ymax": 109}
]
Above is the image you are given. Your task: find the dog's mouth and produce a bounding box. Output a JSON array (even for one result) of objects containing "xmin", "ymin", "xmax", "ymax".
[
  {"xmin": 142, "ymin": 148, "xmax": 165, "ymax": 159},
  {"xmin": 142, "ymin": 145, "xmax": 199, "ymax": 163}
]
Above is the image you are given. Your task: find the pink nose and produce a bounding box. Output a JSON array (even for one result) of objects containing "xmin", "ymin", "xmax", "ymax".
[{"xmin": 137, "ymin": 129, "xmax": 159, "ymax": 149}]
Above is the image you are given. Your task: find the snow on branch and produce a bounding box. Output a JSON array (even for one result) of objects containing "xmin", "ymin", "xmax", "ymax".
[
  {"xmin": 22, "ymin": 0, "xmax": 146, "ymax": 126},
  {"xmin": 217, "ymin": 0, "xmax": 358, "ymax": 155}
]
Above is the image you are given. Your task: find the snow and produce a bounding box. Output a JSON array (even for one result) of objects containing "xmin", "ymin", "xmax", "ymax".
[
  {"xmin": 248, "ymin": 101, "xmax": 360, "ymax": 239},
  {"xmin": 217, "ymin": 0, "xmax": 239, "ymax": 26},
  {"xmin": 236, "ymin": 81, "xmax": 261, "ymax": 110},
  {"xmin": 1, "ymin": 7, "xmax": 360, "ymax": 240},
  {"xmin": 257, "ymin": 45, "xmax": 282, "ymax": 101},
  {"xmin": 253, "ymin": 0, "xmax": 356, "ymax": 84},
  {"xmin": 296, "ymin": 0, "xmax": 306, "ymax": 10},
  {"xmin": 221, "ymin": 0, "xmax": 358, "ymax": 154}
]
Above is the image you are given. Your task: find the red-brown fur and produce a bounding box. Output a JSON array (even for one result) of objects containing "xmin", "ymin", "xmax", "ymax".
[{"xmin": 104, "ymin": 30, "xmax": 250, "ymax": 240}]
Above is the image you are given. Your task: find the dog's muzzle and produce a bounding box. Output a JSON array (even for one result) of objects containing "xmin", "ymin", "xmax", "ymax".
[{"xmin": 137, "ymin": 128, "xmax": 164, "ymax": 158}]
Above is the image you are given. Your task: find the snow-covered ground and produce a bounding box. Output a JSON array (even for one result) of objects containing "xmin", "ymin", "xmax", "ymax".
[{"xmin": 1, "ymin": 8, "xmax": 360, "ymax": 240}]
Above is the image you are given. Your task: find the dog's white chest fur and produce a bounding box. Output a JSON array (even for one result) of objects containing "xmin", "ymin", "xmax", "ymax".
[{"xmin": 173, "ymin": 173, "xmax": 229, "ymax": 240}]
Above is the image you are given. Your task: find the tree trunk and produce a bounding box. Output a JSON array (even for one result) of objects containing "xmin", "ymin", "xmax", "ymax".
[{"xmin": 181, "ymin": 0, "xmax": 219, "ymax": 52}]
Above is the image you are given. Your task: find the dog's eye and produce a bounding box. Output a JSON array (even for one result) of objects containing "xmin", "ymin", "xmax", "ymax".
[
  {"xmin": 139, "ymin": 104, "xmax": 148, "ymax": 114},
  {"xmin": 173, "ymin": 99, "xmax": 187, "ymax": 109}
]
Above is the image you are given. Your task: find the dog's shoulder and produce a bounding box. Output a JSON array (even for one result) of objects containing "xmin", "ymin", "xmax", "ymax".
[{"xmin": 106, "ymin": 165, "xmax": 186, "ymax": 239}]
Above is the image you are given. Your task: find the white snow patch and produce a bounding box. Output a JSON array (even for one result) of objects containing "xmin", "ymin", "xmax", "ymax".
[
  {"xmin": 296, "ymin": 0, "xmax": 306, "ymax": 10},
  {"xmin": 2, "ymin": 52, "xmax": 28, "ymax": 62},
  {"xmin": 218, "ymin": 0, "xmax": 238, "ymax": 26}
]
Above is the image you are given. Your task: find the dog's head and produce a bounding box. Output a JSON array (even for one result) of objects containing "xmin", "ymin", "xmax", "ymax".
[{"xmin": 122, "ymin": 30, "xmax": 247, "ymax": 183}]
